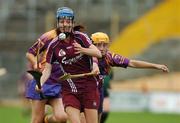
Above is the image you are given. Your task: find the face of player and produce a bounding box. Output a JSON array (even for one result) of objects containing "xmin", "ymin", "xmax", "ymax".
[
  {"xmin": 58, "ymin": 18, "xmax": 74, "ymax": 33},
  {"xmin": 95, "ymin": 42, "xmax": 109, "ymax": 56}
]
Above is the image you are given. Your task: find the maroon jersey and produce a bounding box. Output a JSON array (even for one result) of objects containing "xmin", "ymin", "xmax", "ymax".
[{"xmin": 46, "ymin": 31, "xmax": 99, "ymax": 92}]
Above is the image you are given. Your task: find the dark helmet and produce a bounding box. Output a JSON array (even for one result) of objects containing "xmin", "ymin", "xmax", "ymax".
[{"xmin": 56, "ymin": 7, "xmax": 74, "ymax": 20}]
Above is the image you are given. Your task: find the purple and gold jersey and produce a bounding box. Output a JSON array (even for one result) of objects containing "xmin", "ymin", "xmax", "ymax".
[
  {"xmin": 28, "ymin": 29, "xmax": 62, "ymax": 82},
  {"xmin": 28, "ymin": 29, "xmax": 57, "ymax": 65},
  {"xmin": 98, "ymin": 51, "xmax": 129, "ymax": 76},
  {"xmin": 46, "ymin": 31, "xmax": 99, "ymax": 92},
  {"xmin": 97, "ymin": 51, "xmax": 129, "ymax": 113}
]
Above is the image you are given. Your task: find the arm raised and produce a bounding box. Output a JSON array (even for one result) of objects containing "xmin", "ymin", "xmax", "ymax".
[{"xmin": 128, "ymin": 60, "xmax": 169, "ymax": 72}]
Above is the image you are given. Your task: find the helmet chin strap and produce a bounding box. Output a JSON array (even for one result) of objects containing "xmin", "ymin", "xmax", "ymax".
[{"xmin": 64, "ymin": 32, "xmax": 71, "ymax": 37}]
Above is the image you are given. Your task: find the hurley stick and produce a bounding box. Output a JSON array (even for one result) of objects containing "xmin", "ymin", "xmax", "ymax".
[
  {"xmin": 27, "ymin": 39, "xmax": 44, "ymax": 99},
  {"xmin": 59, "ymin": 72, "xmax": 95, "ymax": 81}
]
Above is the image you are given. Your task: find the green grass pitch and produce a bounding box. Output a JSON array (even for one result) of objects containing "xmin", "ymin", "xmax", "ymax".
[{"xmin": 1, "ymin": 106, "xmax": 180, "ymax": 123}]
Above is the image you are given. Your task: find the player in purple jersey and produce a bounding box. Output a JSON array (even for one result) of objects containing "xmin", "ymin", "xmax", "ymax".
[
  {"xmin": 25, "ymin": 8, "xmax": 69, "ymax": 123},
  {"xmin": 91, "ymin": 32, "xmax": 169, "ymax": 123},
  {"xmin": 40, "ymin": 7, "xmax": 102, "ymax": 123}
]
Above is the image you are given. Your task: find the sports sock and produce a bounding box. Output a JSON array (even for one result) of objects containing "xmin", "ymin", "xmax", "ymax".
[{"xmin": 100, "ymin": 112, "xmax": 109, "ymax": 123}]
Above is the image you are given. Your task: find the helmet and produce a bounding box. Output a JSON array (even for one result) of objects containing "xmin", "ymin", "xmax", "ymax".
[
  {"xmin": 56, "ymin": 7, "xmax": 74, "ymax": 20},
  {"xmin": 91, "ymin": 32, "xmax": 110, "ymax": 44}
]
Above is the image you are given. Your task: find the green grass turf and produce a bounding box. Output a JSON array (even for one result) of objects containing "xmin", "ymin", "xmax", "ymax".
[
  {"xmin": 0, "ymin": 106, "xmax": 30, "ymax": 123},
  {"xmin": 1, "ymin": 106, "xmax": 180, "ymax": 123},
  {"xmin": 106, "ymin": 112, "xmax": 180, "ymax": 123}
]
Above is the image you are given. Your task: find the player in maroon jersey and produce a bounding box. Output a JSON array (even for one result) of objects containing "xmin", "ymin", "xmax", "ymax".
[
  {"xmin": 40, "ymin": 7, "xmax": 102, "ymax": 123},
  {"xmin": 91, "ymin": 32, "xmax": 169, "ymax": 123}
]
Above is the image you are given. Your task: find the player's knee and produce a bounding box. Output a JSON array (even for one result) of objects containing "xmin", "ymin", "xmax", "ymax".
[
  {"xmin": 54, "ymin": 112, "xmax": 68, "ymax": 122},
  {"xmin": 69, "ymin": 117, "xmax": 81, "ymax": 123},
  {"xmin": 32, "ymin": 117, "xmax": 43, "ymax": 123}
]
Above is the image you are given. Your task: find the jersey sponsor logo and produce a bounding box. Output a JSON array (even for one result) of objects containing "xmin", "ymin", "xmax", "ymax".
[
  {"xmin": 93, "ymin": 101, "xmax": 97, "ymax": 107},
  {"xmin": 58, "ymin": 49, "xmax": 66, "ymax": 57},
  {"xmin": 66, "ymin": 46, "xmax": 73, "ymax": 49},
  {"xmin": 62, "ymin": 53, "xmax": 83, "ymax": 64}
]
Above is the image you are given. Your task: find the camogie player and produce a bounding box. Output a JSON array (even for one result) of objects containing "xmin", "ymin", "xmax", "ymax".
[
  {"xmin": 40, "ymin": 7, "xmax": 102, "ymax": 123},
  {"xmin": 25, "ymin": 7, "xmax": 71, "ymax": 123},
  {"xmin": 99, "ymin": 69, "xmax": 113, "ymax": 123},
  {"xmin": 91, "ymin": 32, "xmax": 169, "ymax": 123}
]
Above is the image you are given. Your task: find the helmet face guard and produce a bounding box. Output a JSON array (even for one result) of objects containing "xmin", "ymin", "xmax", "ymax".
[
  {"xmin": 56, "ymin": 7, "xmax": 74, "ymax": 35},
  {"xmin": 91, "ymin": 32, "xmax": 110, "ymax": 44}
]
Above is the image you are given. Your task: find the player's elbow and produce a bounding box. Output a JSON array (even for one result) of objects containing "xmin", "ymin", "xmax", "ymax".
[
  {"xmin": 128, "ymin": 60, "xmax": 137, "ymax": 68},
  {"xmin": 95, "ymin": 48, "xmax": 102, "ymax": 58},
  {"xmin": 96, "ymin": 50, "xmax": 102, "ymax": 58},
  {"xmin": 26, "ymin": 52, "xmax": 30, "ymax": 58}
]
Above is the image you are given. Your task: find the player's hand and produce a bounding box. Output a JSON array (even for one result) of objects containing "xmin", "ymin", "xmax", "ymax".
[
  {"xmin": 33, "ymin": 63, "xmax": 43, "ymax": 72},
  {"xmin": 91, "ymin": 62, "xmax": 100, "ymax": 75},
  {"xmin": 73, "ymin": 42, "xmax": 84, "ymax": 54},
  {"xmin": 35, "ymin": 85, "xmax": 42, "ymax": 93},
  {"xmin": 156, "ymin": 64, "xmax": 169, "ymax": 72}
]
